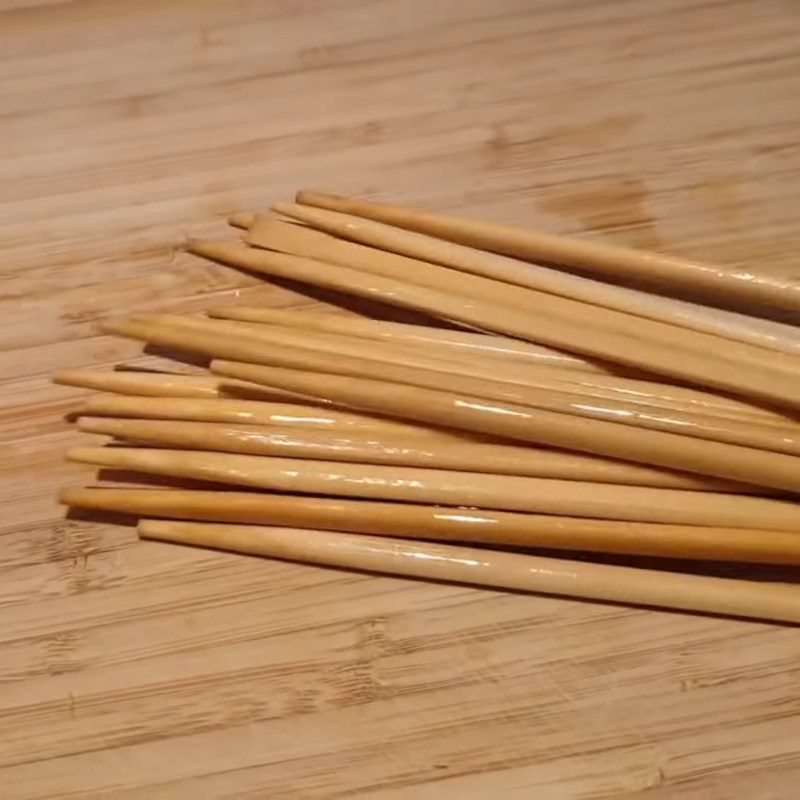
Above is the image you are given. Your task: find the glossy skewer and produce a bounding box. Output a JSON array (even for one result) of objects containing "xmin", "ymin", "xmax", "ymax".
[
  {"xmin": 209, "ymin": 305, "xmax": 604, "ymax": 374},
  {"xmin": 295, "ymin": 191, "xmax": 800, "ymax": 316},
  {"xmin": 118, "ymin": 314, "xmax": 800, "ymax": 462},
  {"xmin": 80, "ymin": 394, "xmax": 473, "ymax": 441},
  {"xmin": 78, "ymin": 417, "xmax": 765, "ymax": 492},
  {"xmin": 247, "ymin": 215, "xmax": 595, "ymax": 318},
  {"xmin": 228, "ymin": 322, "xmax": 800, "ymax": 455},
  {"xmin": 94, "ymin": 315, "xmax": 800, "ymax": 491},
  {"xmin": 209, "ymin": 308, "xmax": 789, "ymax": 424},
  {"xmin": 253, "ymin": 208, "xmax": 800, "ymax": 357},
  {"xmin": 212, "ymin": 360, "xmax": 800, "ymax": 493},
  {"xmin": 188, "ymin": 314, "xmax": 798, "ymax": 435},
  {"xmin": 138, "ymin": 521, "xmax": 800, "ymax": 623},
  {"xmin": 188, "ymin": 240, "xmax": 800, "ymax": 410},
  {"xmin": 96, "ymin": 314, "xmax": 782, "ymax": 452},
  {"xmin": 67, "ymin": 447, "xmax": 800, "ymax": 530},
  {"xmin": 53, "ymin": 369, "xmax": 272, "ymax": 399},
  {"xmin": 230, "ymin": 211, "xmax": 304, "ymax": 228},
  {"xmin": 62, "ymin": 487, "xmax": 800, "ymax": 564},
  {"xmin": 255, "ymin": 212, "xmax": 800, "ymax": 381}
]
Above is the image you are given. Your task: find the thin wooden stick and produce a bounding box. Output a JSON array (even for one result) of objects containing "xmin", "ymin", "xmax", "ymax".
[
  {"xmin": 256, "ymin": 209, "xmax": 800, "ymax": 357},
  {"xmin": 90, "ymin": 313, "xmax": 800, "ymax": 491},
  {"xmin": 188, "ymin": 240, "xmax": 800, "ymax": 410},
  {"xmin": 62, "ymin": 487, "xmax": 800, "ymax": 564},
  {"xmin": 229, "ymin": 212, "xmax": 252, "ymax": 229},
  {"xmin": 211, "ymin": 360, "xmax": 800, "ymax": 494},
  {"xmin": 257, "ymin": 211, "xmax": 800, "ymax": 382},
  {"xmin": 97, "ymin": 316, "xmax": 800, "ymax": 491},
  {"xmin": 67, "ymin": 447, "xmax": 800, "ymax": 530},
  {"xmin": 78, "ymin": 417, "xmax": 765, "ymax": 493},
  {"xmin": 80, "ymin": 394, "xmax": 472, "ymax": 441},
  {"xmin": 296, "ymin": 191, "xmax": 800, "ymax": 316},
  {"xmin": 268, "ymin": 205, "xmax": 800, "ymax": 381},
  {"xmin": 229, "ymin": 211, "xmax": 307, "ymax": 229},
  {"xmin": 138, "ymin": 521, "xmax": 800, "ymax": 623},
  {"xmin": 135, "ymin": 314, "xmax": 800, "ymax": 458},
  {"xmin": 187, "ymin": 313, "xmax": 796, "ymax": 429},
  {"xmin": 53, "ymin": 369, "xmax": 274, "ymax": 399},
  {"xmin": 208, "ymin": 305, "xmax": 605, "ymax": 374},
  {"xmin": 247, "ymin": 215, "xmax": 576, "ymax": 315}
]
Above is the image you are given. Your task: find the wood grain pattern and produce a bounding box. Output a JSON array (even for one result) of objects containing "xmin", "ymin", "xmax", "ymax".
[{"xmin": 2, "ymin": 1, "xmax": 800, "ymax": 797}]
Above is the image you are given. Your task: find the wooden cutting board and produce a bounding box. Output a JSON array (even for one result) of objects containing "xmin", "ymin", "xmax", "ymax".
[{"xmin": 1, "ymin": 1, "xmax": 799, "ymax": 797}]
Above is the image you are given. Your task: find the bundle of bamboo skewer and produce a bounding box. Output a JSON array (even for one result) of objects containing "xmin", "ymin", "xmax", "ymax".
[{"xmin": 56, "ymin": 191, "xmax": 800, "ymax": 624}]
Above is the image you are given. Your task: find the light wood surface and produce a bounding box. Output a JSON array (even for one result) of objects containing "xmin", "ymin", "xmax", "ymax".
[{"xmin": 2, "ymin": 1, "xmax": 800, "ymax": 798}]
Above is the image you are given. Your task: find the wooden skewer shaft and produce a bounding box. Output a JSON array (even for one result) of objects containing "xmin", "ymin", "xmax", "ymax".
[
  {"xmin": 248, "ymin": 215, "xmax": 603, "ymax": 325},
  {"xmin": 98, "ymin": 317, "xmax": 800, "ymax": 492},
  {"xmin": 62, "ymin": 487, "xmax": 800, "ymax": 564},
  {"xmin": 230, "ymin": 211, "xmax": 305, "ymax": 228},
  {"xmin": 101, "ymin": 314, "xmax": 800, "ymax": 458},
  {"xmin": 167, "ymin": 314, "xmax": 800, "ymax": 452},
  {"xmin": 253, "ymin": 209, "xmax": 800, "ymax": 357},
  {"xmin": 78, "ymin": 417, "xmax": 765, "ymax": 493},
  {"xmin": 189, "ymin": 240, "xmax": 800, "ymax": 410},
  {"xmin": 138, "ymin": 521, "xmax": 800, "ymax": 623},
  {"xmin": 265, "ymin": 206, "xmax": 800, "ymax": 381},
  {"xmin": 208, "ymin": 304, "xmax": 605, "ymax": 374},
  {"xmin": 230, "ymin": 212, "xmax": 252, "ymax": 228},
  {"xmin": 212, "ymin": 360, "xmax": 800, "ymax": 494},
  {"xmin": 209, "ymin": 308, "xmax": 789, "ymax": 425},
  {"xmin": 67, "ymin": 447, "xmax": 800, "ymax": 530},
  {"xmin": 94, "ymin": 320, "xmax": 800, "ymax": 491},
  {"xmin": 295, "ymin": 191, "xmax": 800, "ymax": 315},
  {"xmin": 53, "ymin": 369, "xmax": 273, "ymax": 400},
  {"xmin": 110, "ymin": 316, "xmax": 800, "ymax": 481},
  {"xmin": 80, "ymin": 394, "xmax": 476, "ymax": 442}
]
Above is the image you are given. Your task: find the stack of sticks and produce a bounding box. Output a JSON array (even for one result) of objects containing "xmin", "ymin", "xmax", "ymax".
[{"xmin": 57, "ymin": 191, "xmax": 800, "ymax": 624}]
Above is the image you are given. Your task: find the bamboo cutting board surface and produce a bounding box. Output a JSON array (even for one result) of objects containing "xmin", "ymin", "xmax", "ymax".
[{"xmin": 2, "ymin": 1, "xmax": 800, "ymax": 797}]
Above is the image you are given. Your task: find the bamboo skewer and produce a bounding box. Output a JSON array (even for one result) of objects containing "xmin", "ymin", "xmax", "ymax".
[
  {"xmin": 62, "ymin": 487, "xmax": 800, "ymax": 564},
  {"xmin": 212, "ymin": 360, "xmax": 800, "ymax": 493},
  {"xmin": 253, "ymin": 209, "xmax": 800, "ymax": 357},
  {"xmin": 138, "ymin": 521, "xmax": 800, "ymax": 623},
  {"xmin": 209, "ymin": 308, "xmax": 792, "ymax": 425},
  {"xmin": 188, "ymin": 240, "xmax": 800, "ymax": 410},
  {"xmin": 295, "ymin": 191, "xmax": 800, "ymax": 316},
  {"xmin": 229, "ymin": 212, "xmax": 252, "ymax": 229},
  {"xmin": 53, "ymin": 369, "xmax": 274, "ymax": 399},
  {"xmin": 254, "ymin": 211, "xmax": 800, "ymax": 381},
  {"xmin": 209, "ymin": 305, "xmax": 606, "ymax": 374},
  {"xmin": 79, "ymin": 369, "xmax": 770, "ymax": 488},
  {"xmin": 78, "ymin": 417, "xmax": 767, "ymax": 493},
  {"xmin": 79, "ymin": 394, "xmax": 475, "ymax": 441},
  {"xmin": 67, "ymin": 447, "xmax": 800, "ymax": 530},
  {"xmin": 246, "ymin": 216, "xmax": 589, "ymax": 318},
  {"xmin": 189, "ymin": 313, "xmax": 797, "ymax": 429},
  {"xmin": 119, "ymin": 314, "xmax": 800, "ymax": 461},
  {"xmin": 92, "ymin": 315, "xmax": 800, "ymax": 491},
  {"xmin": 267, "ymin": 204, "xmax": 800, "ymax": 381},
  {"xmin": 230, "ymin": 211, "xmax": 305, "ymax": 228}
]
